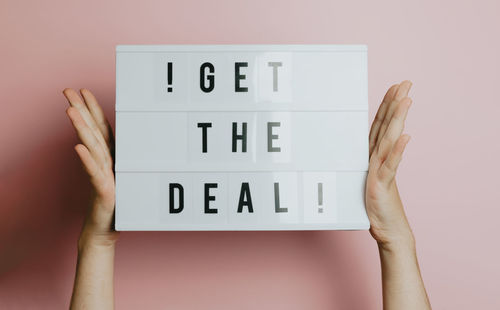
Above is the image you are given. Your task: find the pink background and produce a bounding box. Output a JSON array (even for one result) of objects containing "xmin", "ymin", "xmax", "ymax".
[{"xmin": 1, "ymin": 0, "xmax": 499, "ymax": 309}]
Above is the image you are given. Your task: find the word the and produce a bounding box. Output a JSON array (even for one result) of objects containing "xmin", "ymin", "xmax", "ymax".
[{"xmin": 197, "ymin": 122, "xmax": 281, "ymax": 153}]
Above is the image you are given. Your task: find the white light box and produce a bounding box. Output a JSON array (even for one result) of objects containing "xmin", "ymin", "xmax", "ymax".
[{"xmin": 115, "ymin": 45, "xmax": 370, "ymax": 231}]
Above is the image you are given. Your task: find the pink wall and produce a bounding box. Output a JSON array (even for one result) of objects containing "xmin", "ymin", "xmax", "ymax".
[{"xmin": 1, "ymin": 0, "xmax": 499, "ymax": 308}]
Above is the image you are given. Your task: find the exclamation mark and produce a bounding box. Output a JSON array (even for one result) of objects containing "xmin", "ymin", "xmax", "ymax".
[
  {"xmin": 318, "ymin": 182, "xmax": 323, "ymax": 213},
  {"xmin": 167, "ymin": 62, "xmax": 173, "ymax": 92}
]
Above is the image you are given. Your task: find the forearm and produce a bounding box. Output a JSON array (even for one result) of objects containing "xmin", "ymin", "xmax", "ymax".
[
  {"xmin": 64, "ymin": 88, "xmax": 118, "ymax": 309},
  {"xmin": 378, "ymin": 237, "xmax": 431, "ymax": 310},
  {"xmin": 70, "ymin": 237, "xmax": 116, "ymax": 310}
]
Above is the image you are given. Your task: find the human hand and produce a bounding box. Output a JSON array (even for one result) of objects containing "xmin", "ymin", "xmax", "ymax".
[
  {"xmin": 63, "ymin": 88, "xmax": 118, "ymax": 248},
  {"xmin": 366, "ymin": 81, "xmax": 414, "ymax": 250}
]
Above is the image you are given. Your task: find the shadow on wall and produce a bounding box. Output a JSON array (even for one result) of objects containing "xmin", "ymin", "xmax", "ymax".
[
  {"xmin": 0, "ymin": 89, "xmax": 115, "ymax": 277},
  {"xmin": 0, "ymin": 132, "xmax": 89, "ymax": 275},
  {"xmin": 0, "ymin": 93, "xmax": 376, "ymax": 309},
  {"xmin": 115, "ymin": 230, "xmax": 377, "ymax": 309}
]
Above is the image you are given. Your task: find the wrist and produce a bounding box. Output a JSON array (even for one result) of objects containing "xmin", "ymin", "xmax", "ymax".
[
  {"xmin": 78, "ymin": 225, "xmax": 119, "ymax": 253},
  {"xmin": 78, "ymin": 235, "xmax": 117, "ymax": 255},
  {"xmin": 377, "ymin": 232, "xmax": 416, "ymax": 255},
  {"xmin": 370, "ymin": 214, "xmax": 416, "ymax": 253},
  {"xmin": 77, "ymin": 196, "xmax": 119, "ymax": 251}
]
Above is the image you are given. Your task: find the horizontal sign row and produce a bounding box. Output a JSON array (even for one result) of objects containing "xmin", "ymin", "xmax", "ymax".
[
  {"xmin": 116, "ymin": 50, "xmax": 367, "ymax": 111},
  {"xmin": 115, "ymin": 171, "xmax": 369, "ymax": 230},
  {"xmin": 115, "ymin": 111, "xmax": 368, "ymax": 172}
]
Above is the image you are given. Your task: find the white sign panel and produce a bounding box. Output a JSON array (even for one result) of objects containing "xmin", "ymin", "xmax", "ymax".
[{"xmin": 115, "ymin": 45, "xmax": 370, "ymax": 230}]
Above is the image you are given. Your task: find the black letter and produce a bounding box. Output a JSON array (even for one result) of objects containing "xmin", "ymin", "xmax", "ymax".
[
  {"xmin": 167, "ymin": 62, "xmax": 173, "ymax": 92},
  {"xmin": 274, "ymin": 182, "xmax": 287, "ymax": 213},
  {"xmin": 200, "ymin": 62, "xmax": 215, "ymax": 92},
  {"xmin": 268, "ymin": 62, "xmax": 282, "ymax": 92},
  {"xmin": 237, "ymin": 182, "xmax": 253, "ymax": 213},
  {"xmin": 204, "ymin": 183, "xmax": 218, "ymax": 214},
  {"xmin": 267, "ymin": 122, "xmax": 281, "ymax": 152},
  {"xmin": 169, "ymin": 183, "xmax": 184, "ymax": 214},
  {"xmin": 197, "ymin": 123, "xmax": 212, "ymax": 153},
  {"xmin": 318, "ymin": 182, "xmax": 323, "ymax": 213},
  {"xmin": 232, "ymin": 122, "xmax": 247, "ymax": 152},
  {"xmin": 235, "ymin": 62, "xmax": 248, "ymax": 92}
]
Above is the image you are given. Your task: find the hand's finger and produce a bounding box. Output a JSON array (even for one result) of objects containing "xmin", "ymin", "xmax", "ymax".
[
  {"xmin": 375, "ymin": 80, "xmax": 412, "ymax": 149},
  {"xmin": 368, "ymin": 148, "xmax": 383, "ymax": 175},
  {"xmin": 79, "ymin": 88, "xmax": 114, "ymax": 146},
  {"xmin": 369, "ymin": 84, "xmax": 399, "ymax": 156},
  {"xmin": 378, "ymin": 134, "xmax": 410, "ymax": 184},
  {"xmin": 376, "ymin": 97, "xmax": 412, "ymax": 161},
  {"xmin": 63, "ymin": 88, "xmax": 112, "ymax": 166},
  {"xmin": 74, "ymin": 144, "xmax": 100, "ymax": 180},
  {"xmin": 66, "ymin": 107, "xmax": 107, "ymax": 168},
  {"xmin": 63, "ymin": 88, "xmax": 102, "ymax": 135}
]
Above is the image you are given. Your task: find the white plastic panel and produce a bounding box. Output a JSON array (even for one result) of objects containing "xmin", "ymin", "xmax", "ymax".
[
  {"xmin": 115, "ymin": 111, "xmax": 368, "ymax": 171},
  {"xmin": 115, "ymin": 171, "xmax": 369, "ymax": 230},
  {"xmin": 116, "ymin": 48, "xmax": 367, "ymax": 111},
  {"xmin": 115, "ymin": 45, "xmax": 370, "ymax": 231}
]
